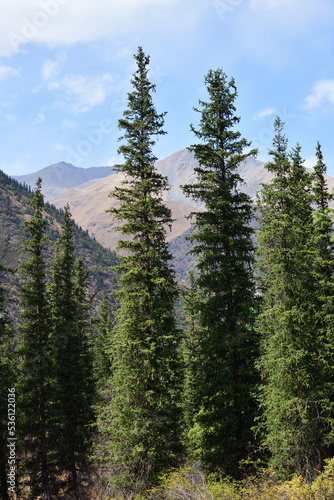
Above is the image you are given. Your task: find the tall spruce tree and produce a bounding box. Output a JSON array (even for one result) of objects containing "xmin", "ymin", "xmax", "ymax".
[
  {"xmin": 0, "ymin": 266, "xmax": 15, "ymax": 500},
  {"xmin": 181, "ymin": 68, "xmax": 259, "ymax": 477},
  {"xmin": 48, "ymin": 205, "xmax": 95, "ymax": 498},
  {"xmin": 311, "ymin": 142, "xmax": 334, "ymax": 460},
  {"xmin": 256, "ymin": 119, "xmax": 331, "ymax": 479},
  {"xmin": 18, "ymin": 178, "xmax": 52, "ymax": 499},
  {"xmin": 106, "ymin": 47, "xmax": 182, "ymax": 487}
]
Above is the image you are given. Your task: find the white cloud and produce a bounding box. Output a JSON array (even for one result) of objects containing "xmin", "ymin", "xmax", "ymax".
[
  {"xmin": 303, "ymin": 156, "xmax": 317, "ymax": 170},
  {"xmin": 35, "ymin": 113, "xmax": 45, "ymax": 123},
  {"xmin": 50, "ymin": 73, "xmax": 114, "ymax": 112},
  {"xmin": 0, "ymin": 66, "xmax": 19, "ymax": 81},
  {"xmin": 42, "ymin": 51, "xmax": 67, "ymax": 80},
  {"xmin": 252, "ymin": 107, "xmax": 276, "ymax": 120},
  {"xmin": 304, "ymin": 80, "xmax": 334, "ymax": 111},
  {"xmin": 47, "ymin": 82, "xmax": 60, "ymax": 90},
  {"xmin": 62, "ymin": 119, "xmax": 76, "ymax": 128},
  {"xmin": 5, "ymin": 114, "xmax": 16, "ymax": 123},
  {"xmin": 0, "ymin": 0, "xmax": 184, "ymax": 57},
  {"xmin": 0, "ymin": 111, "xmax": 17, "ymax": 123},
  {"xmin": 42, "ymin": 60, "xmax": 59, "ymax": 81},
  {"xmin": 62, "ymin": 73, "xmax": 113, "ymax": 110}
]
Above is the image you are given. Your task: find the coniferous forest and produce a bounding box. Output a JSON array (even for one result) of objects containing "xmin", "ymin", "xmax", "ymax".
[{"xmin": 1, "ymin": 47, "xmax": 334, "ymax": 499}]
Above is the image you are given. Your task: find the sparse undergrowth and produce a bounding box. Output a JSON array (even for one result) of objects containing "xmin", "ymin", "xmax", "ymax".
[{"xmin": 86, "ymin": 459, "xmax": 334, "ymax": 500}]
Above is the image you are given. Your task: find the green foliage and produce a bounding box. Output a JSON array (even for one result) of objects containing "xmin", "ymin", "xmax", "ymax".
[
  {"xmin": 17, "ymin": 178, "xmax": 53, "ymax": 499},
  {"xmin": 256, "ymin": 120, "xmax": 334, "ymax": 479},
  {"xmin": 181, "ymin": 269, "xmax": 201, "ymax": 451},
  {"xmin": 102, "ymin": 47, "xmax": 183, "ymax": 487},
  {"xmin": 310, "ymin": 142, "xmax": 334, "ymax": 458},
  {"xmin": 48, "ymin": 204, "xmax": 96, "ymax": 497},
  {"xmin": 0, "ymin": 168, "xmax": 118, "ymax": 322},
  {"xmin": 181, "ymin": 68, "xmax": 259, "ymax": 477},
  {"xmin": 256, "ymin": 123, "xmax": 317, "ymax": 478},
  {"xmin": 4, "ymin": 62, "xmax": 334, "ymax": 496},
  {"xmin": 0, "ymin": 171, "xmax": 33, "ymax": 270},
  {"xmin": 0, "ymin": 265, "xmax": 15, "ymax": 500},
  {"xmin": 93, "ymin": 293, "xmax": 114, "ymax": 387}
]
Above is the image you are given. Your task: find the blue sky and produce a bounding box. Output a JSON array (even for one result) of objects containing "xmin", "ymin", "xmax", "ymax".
[{"xmin": 0, "ymin": 0, "xmax": 333, "ymax": 176}]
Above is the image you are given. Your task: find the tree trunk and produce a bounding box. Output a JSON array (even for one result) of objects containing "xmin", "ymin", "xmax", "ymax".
[
  {"xmin": 41, "ymin": 429, "xmax": 51, "ymax": 500},
  {"xmin": 68, "ymin": 413, "xmax": 80, "ymax": 499}
]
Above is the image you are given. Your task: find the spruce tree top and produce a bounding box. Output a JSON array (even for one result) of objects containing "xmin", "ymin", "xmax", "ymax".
[
  {"xmin": 313, "ymin": 141, "xmax": 333, "ymax": 212},
  {"xmin": 182, "ymin": 68, "xmax": 257, "ymax": 252},
  {"xmin": 109, "ymin": 47, "xmax": 174, "ymax": 252},
  {"xmin": 25, "ymin": 177, "xmax": 47, "ymax": 252},
  {"xmin": 116, "ymin": 46, "xmax": 166, "ymax": 177},
  {"xmin": 184, "ymin": 68, "xmax": 257, "ymax": 198}
]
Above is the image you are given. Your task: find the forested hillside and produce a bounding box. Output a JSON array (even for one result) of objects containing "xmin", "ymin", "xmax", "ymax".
[{"xmin": 0, "ymin": 169, "xmax": 118, "ymax": 322}]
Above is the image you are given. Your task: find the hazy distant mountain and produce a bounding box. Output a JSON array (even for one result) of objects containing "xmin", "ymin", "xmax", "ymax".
[
  {"xmin": 13, "ymin": 150, "xmax": 268, "ymax": 207},
  {"xmin": 13, "ymin": 162, "xmax": 115, "ymax": 201}
]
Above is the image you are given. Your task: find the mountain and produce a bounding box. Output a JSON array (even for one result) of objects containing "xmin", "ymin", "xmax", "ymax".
[
  {"xmin": 14, "ymin": 150, "xmax": 269, "ymax": 208},
  {"xmin": 13, "ymin": 162, "xmax": 115, "ymax": 201},
  {"xmin": 156, "ymin": 149, "xmax": 268, "ymax": 205},
  {"xmin": 43, "ymin": 150, "xmax": 269, "ymax": 281},
  {"xmin": 51, "ymin": 170, "xmax": 197, "ymax": 250},
  {"xmin": 0, "ymin": 169, "xmax": 119, "ymax": 323},
  {"xmin": 12, "ymin": 149, "xmax": 334, "ymax": 281},
  {"xmin": 49, "ymin": 150, "xmax": 279, "ymax": 255},
  {"xmin": 30, "ymin": 150, "xmax": 269, "ymax": 251}
]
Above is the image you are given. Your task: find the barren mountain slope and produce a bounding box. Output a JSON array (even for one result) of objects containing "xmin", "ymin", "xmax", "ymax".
[
  {"xmin": 52, "ymin": 170, "xmax": 197, "ymax": 249},
  {"xmin": 155, "ymin": 149, "xmax": 269, "ymax": 204}
]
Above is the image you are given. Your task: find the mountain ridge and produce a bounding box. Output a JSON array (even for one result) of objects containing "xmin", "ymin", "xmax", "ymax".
[
  {"xmin": 12, "ymin": 149, "xmax": 334, "ymax": 277},
  {"xmin": 13, "ymin": 162, "xmax": 115, "ymax": 201}
]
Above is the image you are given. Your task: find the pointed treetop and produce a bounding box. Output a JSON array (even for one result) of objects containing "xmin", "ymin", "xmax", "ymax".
[
  {"xmin": 265, "ymin": 116, "xmax": 290, "ymax": 177},
  {"xmin": 115, "ymin": 46, "xmax": 167, "ymax": 177}
]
